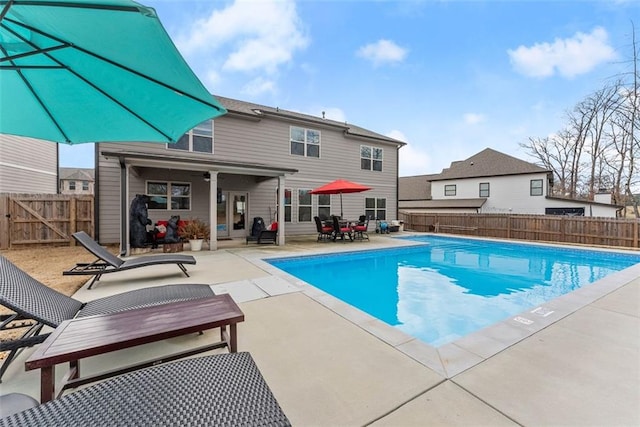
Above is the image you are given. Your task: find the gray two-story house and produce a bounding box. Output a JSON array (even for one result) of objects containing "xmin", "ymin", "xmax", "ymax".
[
  {"xmin": 95, "ymin": 96, "xmax": 405, "ymax": 252},
  {"xmin": 0, "ymin": 134, "xmax": 58, "ymax": 194}
]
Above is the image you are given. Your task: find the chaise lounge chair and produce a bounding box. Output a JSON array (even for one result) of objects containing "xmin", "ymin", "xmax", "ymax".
[
  {"xmin": 64, "ymin": 231, "xmax": 196, "ymax": 289},
  {"xmin": 0, "ymin": 352, "xmax": 290, "ymax": 426},
  {"xmin": 0, "ymin": 254, "xmax": 213, "ymax": 383}
]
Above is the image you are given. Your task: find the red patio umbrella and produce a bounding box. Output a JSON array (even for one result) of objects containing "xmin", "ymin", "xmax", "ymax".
[{"xmin": 310, "ymin": 179, "xmax": 372, "ymax": 219}]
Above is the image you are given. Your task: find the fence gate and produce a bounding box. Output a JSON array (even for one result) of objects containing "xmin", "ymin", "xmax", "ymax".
[{"xmin": 0, "ymin": 193, "xmax": 94, "ymax": 249}]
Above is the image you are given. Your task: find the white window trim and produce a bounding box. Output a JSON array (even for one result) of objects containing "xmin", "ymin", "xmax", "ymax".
[
  {"xmin": 360, "ymin": 145, "xmax": 383, "ymax": 171},
  {"xmin": 167, "ymin": 119, "xmax": 214, "ymax": 153},
  {"xmin": 290, "ymin": 126, "xmax": 321, "ymax": 158},
  {"xmin": 146, "ymin": 180, "xmax": 192, "ymax": 211},
  {"xmin": 298, "ymin": 188, "xmax": 312, "ymax": 222}
]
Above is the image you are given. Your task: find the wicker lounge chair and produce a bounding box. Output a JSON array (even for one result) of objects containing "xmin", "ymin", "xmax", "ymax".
[
  {"xmin": 64, "ymin": 231, "xmax": 196, "ymax": 289},
  {"xmin": 0, "ymin": 254, "xmax": 214, "ymax": 383},
  {"xmin": 0, "ymin": 352, "xmax": 290, "ymax": 426}
]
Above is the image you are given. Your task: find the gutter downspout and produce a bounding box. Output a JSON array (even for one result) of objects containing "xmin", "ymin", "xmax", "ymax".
[
  {"xmin": 396, "ymin": 144, "xmax": 401, "ymax": 220},
  {"xmin": 94, "ymin": 144, "xmax": 100, "ymax": 241},
  {"xmin": 119, "ymin": 157, "xmax": 127, "ymax": 256}
]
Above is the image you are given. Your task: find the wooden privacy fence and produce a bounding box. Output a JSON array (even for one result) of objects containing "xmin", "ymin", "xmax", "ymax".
[
  {"xmin": 0, "ymin": 193, "xmax": 94, "ymax": 249},
  {"xmin": 398, "ymin": 212, "xmax": 640, "ymax": 249}
]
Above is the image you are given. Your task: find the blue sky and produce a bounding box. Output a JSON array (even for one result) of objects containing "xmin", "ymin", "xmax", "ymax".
[{"xmin": 60, "ymin": 0, "xmax": 639, "ymax": 177}]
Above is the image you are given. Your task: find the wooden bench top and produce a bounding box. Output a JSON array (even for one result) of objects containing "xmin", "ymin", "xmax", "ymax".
[{"xmin": 26, "ymin": 294, "xmax": 244, "ymax": 371}]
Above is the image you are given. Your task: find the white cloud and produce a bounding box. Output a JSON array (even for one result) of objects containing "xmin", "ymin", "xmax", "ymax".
[
  {"xmin": 391, "ymin": 131, "xmax": 432, "ymax": 176},
  {"xmin": 242, "ymin": 77, "xmax": 276, "ymax": 96},
  {"xmin": 387, "ymin": 129, "xmax": 408, "ymax": 143},
  {"xmin": 176, "ymin": 0, "xmax": 309, "ymax": 75},
  {"xmin": 508, "ymin": 27, "xmax": 616, "ymax": 78},
  {"xmin": 357, "ymin": 39, "xmax": 408, "ymax": 66},
  {"xmin": 463, "ymin": 113, "xmax": 486, "ymax": 125}
]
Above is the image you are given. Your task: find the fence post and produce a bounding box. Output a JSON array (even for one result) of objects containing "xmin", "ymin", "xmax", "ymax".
[
  {"xmin": 0, "ymin": 195, "xmax": 8, "ymax": 249},
  {"xmin": 634, "ymin": 220, "xmax": 638, "ymax": 249},
  {"xmin": 69, "ymin": 197, "xmax": 77, "ymax": 246}
]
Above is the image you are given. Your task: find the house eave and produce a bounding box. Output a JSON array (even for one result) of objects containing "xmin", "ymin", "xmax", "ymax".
[{"xmin": 100, "ymin": 150, "xmax": 298, "ymax": 177}]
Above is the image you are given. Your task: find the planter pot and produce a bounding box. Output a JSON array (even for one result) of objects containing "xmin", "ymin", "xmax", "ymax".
[{"xmin": 189, "ymin": 239, "xmax": 203, "ymax": 251}]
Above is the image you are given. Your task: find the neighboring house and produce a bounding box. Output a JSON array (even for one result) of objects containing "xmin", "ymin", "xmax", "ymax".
[
  {"xmin": 96, "ymin": 95, "xmax": 406, "ymax": 252},
  {"xmin": 59, "ymin": 167, "xmax": 95, "ymax": 195},
  {"xmin": 399, "ymin": 148, "xmax": 621, "ymax": 217},
  {"xmin": 0, "ymin": 134, "xmax": 58, "ymax": 194}
]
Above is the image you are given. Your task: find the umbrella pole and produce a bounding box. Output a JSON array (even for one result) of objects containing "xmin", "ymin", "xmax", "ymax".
[{"xmin": 340, "ymin": 193, "xmax": 343, "ymax": 219}]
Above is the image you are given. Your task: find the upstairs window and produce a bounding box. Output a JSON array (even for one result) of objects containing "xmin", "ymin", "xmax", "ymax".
[
  {"xmin": 479, "ymin": 182, "xmax": 490, "ymax": 197},
  {"xmin": 290, "ymin": 126, "xmax": 320, "ymax": 158},
  {"xmin": 82, "ymin": 180, "xmax": 89, "ymax": 191},
  {"xmin": 69, "ymin": 181, "xmax": 76, "ymax": 190},
  {"xmin": 167, "ymin": 119, "xmax": 213, "ymax": 153},
  {"xmin": 530, "ymin": 179, "xmax": 543, "ymax": 196},
  {"xmin": 444, "ymin": 184, "xmax": 456, "ymax": 196},
  {"xmin": 361, "ymin": 146, "xmax": 383, "ymax": 171},
  {"xmin": 147, "ymin": 181, "xmax": 191, "ymax": 210}
]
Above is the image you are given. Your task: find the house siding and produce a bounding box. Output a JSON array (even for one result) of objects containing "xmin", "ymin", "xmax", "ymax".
[
  {"xmin": 96, "ymin": 103, "xmax": 401, "ymax": 244},
  {"xmin": 432, "ymin": 173, "xmax": 550, "ymax": 214},
  {"xmin": 0, "ymin": 135, "xmax": 58, "ymax": 194}
]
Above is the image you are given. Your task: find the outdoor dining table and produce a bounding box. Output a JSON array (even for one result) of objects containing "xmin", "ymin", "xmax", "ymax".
[{"xmin": 25, "ymin": 294, "xmax": 244, "ymax": 403}]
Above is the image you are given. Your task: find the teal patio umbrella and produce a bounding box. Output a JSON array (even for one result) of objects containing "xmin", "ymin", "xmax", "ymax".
[{"xmin": 0, "ymin": 0, "xmax": 227, "ymax": 144}]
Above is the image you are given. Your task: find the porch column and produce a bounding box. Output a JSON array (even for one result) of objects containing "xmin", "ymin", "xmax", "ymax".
[
  {"xmin": 277, "ymin": 175, "xmax": 285, "ymax": 246},
  {"xmin": 209, "ymin": 171, "xmax": 218, "ymax": 251}
]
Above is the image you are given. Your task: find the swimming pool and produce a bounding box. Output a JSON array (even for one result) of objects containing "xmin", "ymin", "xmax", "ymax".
[{"xmin": 267, "ymin": 235, "xmax": 640, "ymax": 347}]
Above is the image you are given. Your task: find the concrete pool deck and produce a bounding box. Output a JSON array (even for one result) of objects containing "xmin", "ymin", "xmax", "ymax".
[{"xmin": 2, "ymin": 233, "xmax": 639, "ymax": 426}]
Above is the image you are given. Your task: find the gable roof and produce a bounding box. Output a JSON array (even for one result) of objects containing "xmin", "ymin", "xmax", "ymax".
[
  {"xmin": 431, "ymin": 148, "xmax": 549, "ymax": 181},
  {"xmin": 399, "ymin": 174, "xmax": 439, "ymax": 200},
  {"xmin": 59, "ymin": 167, "xmax": 94, "ymax": 181},
  {"xmin": 215, "ymin": 95, "xmax": 405, "ymax": 146}
]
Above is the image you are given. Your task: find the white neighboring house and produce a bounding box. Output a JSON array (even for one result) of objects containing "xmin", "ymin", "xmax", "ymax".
[{"xmin": 399, "ymin": 148, "xmax": 621, "ymax": 217}]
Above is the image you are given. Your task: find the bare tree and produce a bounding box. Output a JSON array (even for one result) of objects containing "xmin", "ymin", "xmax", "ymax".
[{"xmin": 522, "ymin": 21, "xmax": 640, "ymax": 215}]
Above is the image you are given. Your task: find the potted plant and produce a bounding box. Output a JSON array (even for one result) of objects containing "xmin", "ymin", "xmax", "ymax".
[{"xmin": 178, "ymin": 218, "xmax": 210, "ymax": 251}]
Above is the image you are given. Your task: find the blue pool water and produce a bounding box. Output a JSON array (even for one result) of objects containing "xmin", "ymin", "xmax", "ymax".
[{"xmin": 268, "ymin": 236, "xmax": 640, "ymax": 347}]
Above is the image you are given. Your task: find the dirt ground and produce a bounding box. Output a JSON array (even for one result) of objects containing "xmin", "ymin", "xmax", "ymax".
[{"xmin": 1, "ymin": 244, "xmax": 119, "ymax": 360}]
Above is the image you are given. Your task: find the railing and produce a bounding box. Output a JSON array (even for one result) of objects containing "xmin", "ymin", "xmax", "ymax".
[{"xmin": 398, "ymin": 212, "xmax": 640, "ymax": 249}]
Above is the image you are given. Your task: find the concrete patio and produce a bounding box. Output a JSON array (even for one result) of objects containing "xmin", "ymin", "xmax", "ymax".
[{"xmin": 2, "ymin": 233, "xmax": 639, "ymax": 426}]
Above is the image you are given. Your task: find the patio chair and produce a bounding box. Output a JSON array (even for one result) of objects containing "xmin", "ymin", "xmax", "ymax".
[
  {"xmin": 0, "ymin": 352, "xmax": 290, "ymax": 426},
  {"xmin": 246, "ymin": 217, "xmax": 277, "ymax": 245},
  {"xmin": 314, "ymin": 216, "xmax": 333, "ymax": 242},
  {"xmin": 0, "ymin": 254, "xmax": 214, "ymax": 383},
  {"xmin": 331, "ymin": 215, "xmax": 353, "ymax": 242},
  {"xmin": 64, "ymin": 231, "xmax": 196, "ymax": 289},
  {"xmin": 352, "ymin": 218, "xmax": 370, "ymax": 241}
]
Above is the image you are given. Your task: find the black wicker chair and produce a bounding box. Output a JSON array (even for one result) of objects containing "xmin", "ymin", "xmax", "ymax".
[
  {"xmin": 0, "ymin": 352, "xmax": 291, "ymax": 426},
  {"xmin": 0, "ymin": 254, "xmax": 214, "ymax": 383},
  {"xmin": 63, "ymin": 231, "xmax": 196, "ymax": 289}
]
